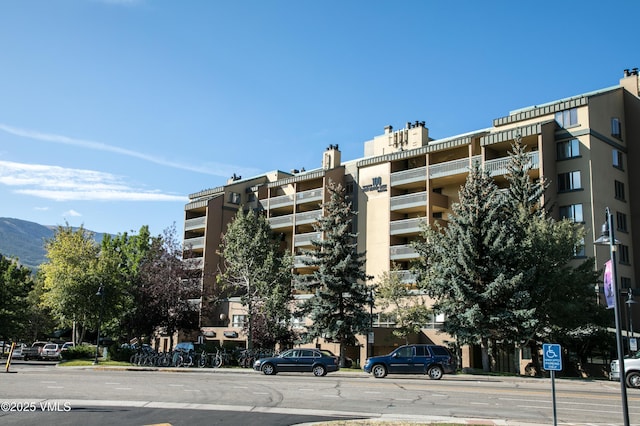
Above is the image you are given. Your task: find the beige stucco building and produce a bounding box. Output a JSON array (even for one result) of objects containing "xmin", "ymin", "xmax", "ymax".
[{"xmin": 182, "ymin": 70, "xmax": 640, "ymax": 369}]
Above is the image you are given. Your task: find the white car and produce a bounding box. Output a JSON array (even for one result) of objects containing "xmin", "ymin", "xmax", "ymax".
[
  {"xmin": 40, "ymin": 343, "xmax": 62, "ymax": 360},
  {"xmin": 610, "ymin": 350, "xmax": 640, "ymax": 388}
]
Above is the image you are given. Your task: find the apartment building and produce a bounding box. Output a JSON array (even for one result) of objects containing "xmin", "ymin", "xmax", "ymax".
[{"xmin": 183, "ymin": 70, "xmax": 639, "ymax": 368}]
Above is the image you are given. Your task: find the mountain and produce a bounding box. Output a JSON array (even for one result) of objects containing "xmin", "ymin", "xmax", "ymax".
[{"xmin": 0, "ymin": 217, "xmax": 109, "ymax": 271}]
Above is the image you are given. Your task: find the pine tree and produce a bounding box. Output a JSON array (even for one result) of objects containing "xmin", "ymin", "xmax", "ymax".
[
  {"xmin": 415, "ymin": 163, "xmax": 523, "ymax": 371},
  {"xmin": 297, "ymin": 180, "xmax": 371, "ymax": 366},
  {"xmin": 504, "ymin": 138, "xmax": 604, "ymax": 374}
]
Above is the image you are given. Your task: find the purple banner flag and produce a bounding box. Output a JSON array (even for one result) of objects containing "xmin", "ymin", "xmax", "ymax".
[{"xmin": 604, "ymin": 260, "xmax": 615, "ymax": 309}]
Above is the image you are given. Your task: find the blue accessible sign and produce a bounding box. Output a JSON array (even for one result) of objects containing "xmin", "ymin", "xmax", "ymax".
[{"xmin": 543, "ymin": 343, "xmax": 562, "ymax": 371}]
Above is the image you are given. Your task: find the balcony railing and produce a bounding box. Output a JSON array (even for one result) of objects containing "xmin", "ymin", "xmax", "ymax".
[
  {"xmin": 184, "ymin": 216, "xmax": 206, "ymax": 231},
  {"xmin": 390, "ymin": 269, "xmax": 417, "ymax": 284},
  {"xmin": 294, "ymin": 254, "xmax": 316, "ymax": 268},
  {"xmin": 390, "ymin": 244, "xmax": 420, "ymax": 260},
  {"xmin": 390, "ymin": 218, "xmax": 425, "ymax": 235},
  {"xmin": 184, "ymin": 258, "xmax": 204, "ymax": 269},
  {"xmin": 485, "ymin": 151, "xmax": 539, "ymax": 176},
  {"xmin": 184, "ymin": 236, "xmax": 205, "ymax": 250},
  {"xmin": 259, "ymin": 188, "xmax": 323, "ymax": 210},
  {"xmin": 296, "ymin": 188, "xmax": 323, "ymax": 204},
  {"xmin": 389, "ymin": 152, "xmax": 538, "ymax": 186},
  {"xmin": 390, "ymin": 191, "xmax": 427, "ymax": 211},
  {"xmin": 295, "ymin": 210, "xmax": 322, "ymax": 225},
  {"xmin": 390, "ymin": 166, "xmax": 427, "ymax": 186},
  {"xmin": 262, "ymin": 194, "xmax": 294, "ymax": 209},
  {"xmin": 268, "ymin": 209, "xmax": 322, "ymax": 229},
  {"xmin": 429, "ymin": 156, "xmax": 481, "ymax": 179},
  {"xmin": 294, "ymin": 232, "xmax": 321, "ymax": 247}
]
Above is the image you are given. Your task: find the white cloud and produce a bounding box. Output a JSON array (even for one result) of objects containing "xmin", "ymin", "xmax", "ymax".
[
  {"xmin": 0, "ymin": 160, "xmax": 188, "ymax": 202},
  {"xmin": 63, "ymin": 209, "xmax": 82, "ymax": 217},
  {"xmin": 34, "ymin": 206, "xmax": 50, "ymax": 211},
  {"xmin": 0, "ymin": 123, "xmax": 261, "ymax": 178}
]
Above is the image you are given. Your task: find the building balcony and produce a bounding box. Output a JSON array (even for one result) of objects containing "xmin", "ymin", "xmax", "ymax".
[
  {"xmin": 185, "ymin": 216, "xmax": 206, "ymax": 232},
  {"xmin": 184, "ymin": 236, "xmax": 205, "ymax": 251},
  {"xmin": 390, "ymin": 269, "xmax": 418, "ymax": 285},
  {"xmin": 296, "ymin": 188, "xmax": 323, "ymax": 205},
  {"xmin": 429, "ymin": 156, "xmax": 481, "ymax": 179},
  {"xmin": 268, "ymin": 209, "xmax": 322, "ymax": 230},
  {"xmin": 390, "ymin": 166, "xmax": 427, "ymax": 187},
  {"xmin": 390, "ymin": 244, "xmax": 420, "ymax": 261},
  {"xmin": 294, "ymin": 231, "xmax": 321, "ymax": 247},
  {"xmin": 390, "ymin": 191, "xmax": 427, "ymax": 212},
  {"xmin": 260, "ymin": 193, "xmax": 294, "ymax": 210},
  {"xmin": 259, "ymin": 188, "xmax": 323, "ymax": 211},
  {"xmin": 390, "ymin": 218, "xmax": 425, "ymax": 236},
  {"xmin": 485, "ymin": 151, "xmax": 539, "ymax": 176},
  {"xmin": 294, "ymin": 254, "xmax": 316, "ymax": 268},
  {"xmin": 184, "ymin": 258, "xmax": 204, "ymax": 270}
]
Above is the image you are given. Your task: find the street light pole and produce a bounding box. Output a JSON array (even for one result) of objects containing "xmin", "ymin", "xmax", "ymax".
[
  {"xmin": 93, "ymin": 284, "xmax": 105, "ymax": 365},
  {"xmin": 626, "ymin": 289, "xmax": 637, "ymax": 352},
  {"xmin": 594, "ymin": 207, "xmax": 629, "ymax": 426},
  {"xmin": 366, "ymin": 288, "xmax": 374, "ymax": 360}
]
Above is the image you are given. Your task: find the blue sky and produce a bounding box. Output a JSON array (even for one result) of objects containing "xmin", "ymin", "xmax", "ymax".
[{"xmin": 1, "ymin": 0, "xmax": 638, "ymax": 237}]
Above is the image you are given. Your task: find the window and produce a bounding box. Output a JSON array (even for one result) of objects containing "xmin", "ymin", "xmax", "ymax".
[
  {"xmin": 611, "ymin": 118, "xmax": 621, "ymax": 138},
  {"xmin": 615, "ymin": 181, "xmax": 626, "ymax": 201},
  {"xmin": 374, "ymin": 312, "xmax": 396, "ymax": 327},
  {"xmin": 617, "ymin": 212, "xmax": 628, "ymax": 232},
  {"xmin": 574, "ymin": 238, "xmax": 586, "ymax": 258},
  {"xmin": 228, "ymin": 192, "xmax": 241, "ymax": 204},
  {"xmin": 559, "ymin": 204, "xmax": 584, "ymax": 222},
  {"xmin": 345, "ymin": 182, "xmax": 354, "ymax": 194},
  {"xmin": 613, "ymin": 150, "xmax": 624, "ymax": 169},
  {"xmin": 555, "ymin": 108, "xmax": 578, "ymax": 128},
  {"xmin": 232, "ymin": 315, "xmax": 247, "ymax": 327},
  {"xmin": 621, "ymin": 277, "xmax": 632, "ymax": 289},
  {"xmin": 557, "ymin": 139, "xmax": 580, "ymax": 160},
  {"xmin": 557, "ymin": 171, "xmax": 581, "ymax": 192},
  {"xmin": 619, "ymin": 245, "xmax": 630, "ymax": 264}
]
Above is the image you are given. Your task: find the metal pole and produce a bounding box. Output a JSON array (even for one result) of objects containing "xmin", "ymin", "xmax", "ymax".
[
  {"xmin": 93, "ymin": 285, "xmax": 105, "ymax": 365},
  {"xmin": 606, "ymin": 208, "xmax": 630, "ymax": 426},
  {"xmin": 551, "ymin": 370, "xmax": 557, "ymax": 426}
]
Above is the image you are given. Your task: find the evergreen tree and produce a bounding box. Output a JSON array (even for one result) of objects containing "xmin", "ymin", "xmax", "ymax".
[
  {"xmin": 297, "ymin": 180, "xmax": 371, "ymax": 366},
  {"xmin": 504, "ymin": 139, "xmax": 604, "ymax": 374},
  {"xmin": 414, "ymin": 163, "xmax": 523, "ymax": 371},
  {"xmin": 219, "ymin": 208, "xmax": 293, "ymax": 350},
  {"xmin": 415, "ymin": 140, "xmax": 605, "ymax": 373}
]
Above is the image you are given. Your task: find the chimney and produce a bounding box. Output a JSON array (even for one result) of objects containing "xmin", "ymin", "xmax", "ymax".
[{"xmin": 322, "ymin": 144, "xmax": 341, "ymax": 170}]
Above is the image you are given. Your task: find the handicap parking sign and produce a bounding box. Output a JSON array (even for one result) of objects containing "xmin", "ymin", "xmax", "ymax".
[{"xmin": 543, "ymin": 343, "xmax": 562, "ymax": 371}]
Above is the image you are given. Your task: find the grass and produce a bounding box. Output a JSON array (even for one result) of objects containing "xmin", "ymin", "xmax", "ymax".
[{"xmin": 59, "ymin": 359, "xmax": 131, "ymax": 367}]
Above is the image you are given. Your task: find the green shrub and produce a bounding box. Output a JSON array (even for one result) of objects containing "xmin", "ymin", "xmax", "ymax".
[{"xmin": 61, "ymin": 345, "xmax": 96, "ymax": 360}]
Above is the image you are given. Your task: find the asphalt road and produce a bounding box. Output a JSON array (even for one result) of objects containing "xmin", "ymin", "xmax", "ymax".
[{"xmin": 1, "ymin": 361, "xmax": 639, "ymax": 425}]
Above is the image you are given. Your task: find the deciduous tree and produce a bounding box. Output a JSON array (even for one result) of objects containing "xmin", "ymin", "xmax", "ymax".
[
  {"xmin": 219, "ymin": 208, "xmax": 293, "ymax": 349},
  {"xmin": 0, "ymin": 255, "xmax": 33, "ymax": 341}
]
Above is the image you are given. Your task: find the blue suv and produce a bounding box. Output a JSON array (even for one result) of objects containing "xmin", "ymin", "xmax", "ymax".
[{"xmin": 363, "ymin": 344, "xmax": 455, "ymax": 379}]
